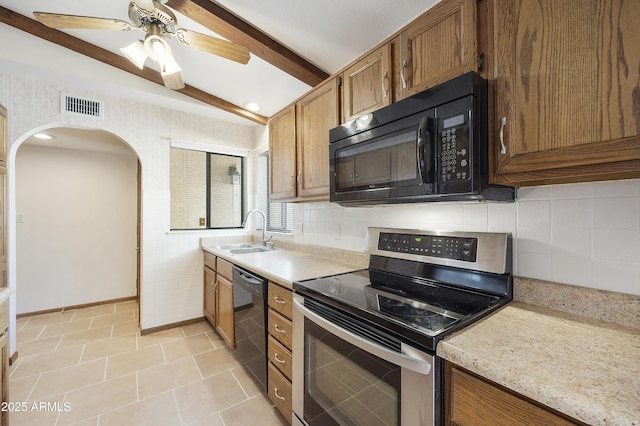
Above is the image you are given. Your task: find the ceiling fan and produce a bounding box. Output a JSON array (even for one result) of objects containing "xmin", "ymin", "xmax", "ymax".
[{"xmin": 33, "ymin": 0, "xmax": 251, "ymax": 90}]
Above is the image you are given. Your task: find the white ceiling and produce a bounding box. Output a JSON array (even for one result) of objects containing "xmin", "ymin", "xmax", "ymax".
[{"xmin": 0, "ymin": 0, "xmax": 439, "ymax": 125}]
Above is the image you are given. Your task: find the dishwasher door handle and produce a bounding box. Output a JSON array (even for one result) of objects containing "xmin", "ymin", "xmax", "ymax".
[{"xmin": 233, "ymin": 267, "xmax": 264, "ymax": 286}]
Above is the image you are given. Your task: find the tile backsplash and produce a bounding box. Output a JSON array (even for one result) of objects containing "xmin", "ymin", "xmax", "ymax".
[{"xmin": 290, "ymin": 179, "xmax": 640, "ymax": 296}]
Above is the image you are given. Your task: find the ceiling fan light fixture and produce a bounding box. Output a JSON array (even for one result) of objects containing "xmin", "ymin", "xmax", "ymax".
[
  {"xmin": 120, "ymin": 40, "xmax": 147, "ymax": 69},
  {"xmin": 144, "ymin": 34, "xmax": 172, "ymax": 62}
]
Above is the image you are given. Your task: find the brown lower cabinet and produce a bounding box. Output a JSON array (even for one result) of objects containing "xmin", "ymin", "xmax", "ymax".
[
  {"xmin": 444, "ymin": 361, "xmax": 584, "ymax": 426},
  {"xmin": 202, "ymin": 252, "xmax": 235, "ymax": 348},
  {"xmin": 267, "ymin": 282, "xmax": 293, "ymax": 423}
]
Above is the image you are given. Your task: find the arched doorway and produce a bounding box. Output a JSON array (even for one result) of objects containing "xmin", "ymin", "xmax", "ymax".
[{"xmin": 12, "ymin": 126, "xmax": 140, "ymax": 317}]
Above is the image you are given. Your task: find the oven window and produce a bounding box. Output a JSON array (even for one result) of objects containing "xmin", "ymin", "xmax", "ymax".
[{"xmin": 303, "ymin": 318, "xmax": 401, "ymax": 426}]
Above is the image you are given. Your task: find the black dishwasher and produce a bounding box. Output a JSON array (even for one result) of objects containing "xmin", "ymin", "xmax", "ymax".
[{"xmin": 232, "ymin": 265, "xmax": 268, "ymax": 391}]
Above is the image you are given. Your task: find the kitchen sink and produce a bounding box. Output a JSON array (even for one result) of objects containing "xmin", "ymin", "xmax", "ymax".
[
  {"xmin": 215, "ymin": 243, "xmax": 278, "ymax": 254},
  {"xmin": 228, "ymin": 247, "xmax": 271, "ymax": 254}
]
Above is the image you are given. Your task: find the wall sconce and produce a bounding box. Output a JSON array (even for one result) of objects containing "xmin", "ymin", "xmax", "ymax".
[{"xmin": 228, "ymin": 165, "xmax": 241, "ymax": 185}]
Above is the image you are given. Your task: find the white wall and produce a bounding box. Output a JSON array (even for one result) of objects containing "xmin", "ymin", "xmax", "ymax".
[
  {"xmin": 15, "ymin": 144, "xmax": 138, "ymax": 314},
  {"xmin": 289, "ymin": 180, "xmax": 640, "ymax": 296},
  {"xmin": 0, "ymin": 69, "xmax": 257, "ymax": 336}
]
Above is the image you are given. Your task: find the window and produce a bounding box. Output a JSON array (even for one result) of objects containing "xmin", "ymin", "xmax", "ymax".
[
  {"xmin": 257, "ymin": 151, "xmax": 292, "ymax": 233},
  {"xmin": 170, "ymin": 147, "xmax": 244, "ymax": 230}
]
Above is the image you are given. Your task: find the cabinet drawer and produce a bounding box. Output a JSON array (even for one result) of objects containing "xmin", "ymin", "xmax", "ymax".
[
  {"xmin": 268, "ymin": 362, "xmax": 292, "ymax": 424},
  {"xmin": 268, "ymin": 309, "xmax": 292, "ymax": 350},
  {"xmin": 268, "ymin": 282, "xmax": 292, "ymax": 320},
  {"xmin": 216, "ymin": 258, "xmax": 233, "ymax": 281},
  {"xmin": 203, "ymin": 252, "xmax": 216, "ymax": 270},
  {"xmin": 268, "ymin": 335, "xmax": 292, "ymax": 381}
]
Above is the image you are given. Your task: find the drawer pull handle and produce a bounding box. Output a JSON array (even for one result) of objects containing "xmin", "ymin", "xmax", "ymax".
[
  {"xmin": 273, "ymin": 296, "xmax": 286, "ymax": 305},
  {"xmin": 274, "ymin": 353, "xmax": 286, "ymax": 364},
  {"xmin": 274, "ymin": 325, "xmax": 286, "ymax": 334},
  {"xmin": 274, "ymin": 387, "xmax": 286, "ymax": 401}
]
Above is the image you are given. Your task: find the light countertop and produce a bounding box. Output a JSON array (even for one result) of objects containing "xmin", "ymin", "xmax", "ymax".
[
  {"xmin": 201, "ymin": 243, "xmax": 365, "ymax": 289},
  {"xmin": 437, "ymin": 301, "xmax": 640, "ymax": 425}
]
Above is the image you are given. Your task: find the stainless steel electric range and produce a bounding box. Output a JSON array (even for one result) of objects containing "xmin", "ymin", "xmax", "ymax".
[{"xmin": 292, "ymin": 227, "xmax": 512, "ymax": 426}]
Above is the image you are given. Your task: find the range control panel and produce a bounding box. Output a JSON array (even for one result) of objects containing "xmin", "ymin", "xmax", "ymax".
[{"xmin": 378, "ymin": 232, "xmax": 477, "ymax": 262}]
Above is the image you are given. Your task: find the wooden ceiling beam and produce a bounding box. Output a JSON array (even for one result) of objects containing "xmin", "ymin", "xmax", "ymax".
[
  {"xmin": 166, "ymin": 0, "xmax": 329, "ymax": 87},
  {"xmin": 0, "ymin": 6, "xmax": 268, "ymax": 125}
]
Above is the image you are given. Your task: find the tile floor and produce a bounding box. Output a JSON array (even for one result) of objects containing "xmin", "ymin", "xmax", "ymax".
[{"xmin": 9, "ymin": 300, "xmax": 288, "ymax": 426}]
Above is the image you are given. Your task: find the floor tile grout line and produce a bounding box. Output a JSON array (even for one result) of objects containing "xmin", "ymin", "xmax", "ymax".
[
  {"xmin": 171, "ymin": 389, "xmax": 185, "ymax": 426},
  {"xmin": 22, "ymin": 372, "xmax": 42, "ymax": 403},
  {"xmin": 229, "ymin": 368, "xmax": 251, "ymax": 400}
]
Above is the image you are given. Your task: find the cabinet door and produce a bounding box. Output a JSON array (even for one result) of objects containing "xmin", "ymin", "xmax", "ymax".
[
  {"xmin": 395, "ymin": 0, "xmax": 478, "ymax": 99},
  {"xmin": 216, "ymin": 275, "xmax": 235, "ymax": 349},
  {"xmin": 296, "ymin": 78, "xmax": 340, "ymax": 199},
  {"xmin": 342, "ymin": 43, "xmax": 392, "ymax": 123},
  {"xmin": 489, "ymin": 0, "xmax": 640, "ymax": 186},
  {"xmin": 203, "ymin": 266, "xmax": 216, "ymax": 327},
  {"xmin": 269, "ymin": 105, "xmax": 297, "ymax": 200},
  {"xmin": 444, "ymin": 361, "xmax": 579, "ymax": 425}
]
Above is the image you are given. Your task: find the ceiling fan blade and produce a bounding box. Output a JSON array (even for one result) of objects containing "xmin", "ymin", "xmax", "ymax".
[
  {"xmin": 132, "ymin": 0, "xmax": 157, "ymax": 14},
  {"xmin": 175, "ymin": 29, "xmax": 250, "ymax": 64},
  {"xmin": 33, "ymin": 12, "xmax": 132, "ymax": 31}
]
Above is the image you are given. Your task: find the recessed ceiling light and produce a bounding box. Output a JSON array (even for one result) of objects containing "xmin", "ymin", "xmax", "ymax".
[
  {"xmin": 33, "ymin": 133, "xmax": 55, "ymax": 140},
  {"xmin": 243, "ymin": 102, "xmax": 260, "ymax": 112}
]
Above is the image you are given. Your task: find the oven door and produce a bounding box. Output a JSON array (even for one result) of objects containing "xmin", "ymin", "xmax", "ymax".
[{"xmin": 293, "ymin": 294, "xmax": 436, "ymax": 426}]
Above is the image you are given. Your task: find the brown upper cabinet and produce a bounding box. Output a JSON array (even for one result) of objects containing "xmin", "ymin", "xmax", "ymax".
[
  {"xmin": 269, "ymin": 105, "xmax": 297, "ymax": 200},
  {"xmin": 484, "ymin": 0, "xmax": 640, "ymax": 186},
  {"xmin": 296, "ymin": 77, "xmax": 340, "ymax": 199},
  {"xmin": 393, "ymin": 0, "xmax": 478, "ymax": 101},
  {"xmin": 269, "ymin": 78, "xmax": 340, "ymax": 202},
  {"xmin": 342, "ymin": 44, "xmax": 392, "ymax": 122}
]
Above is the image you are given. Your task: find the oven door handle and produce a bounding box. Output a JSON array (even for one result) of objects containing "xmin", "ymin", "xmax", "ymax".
[{"xmin": 294, "ymin": 298, "xmax": 432, "ymax": 375}]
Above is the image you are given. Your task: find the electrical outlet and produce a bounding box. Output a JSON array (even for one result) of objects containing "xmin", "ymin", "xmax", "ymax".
[
  {"xmin": 334, "ymin": 224, "xmax": 341, "ymax": 240},
  {"xmin": 16, "ymin": 213, "xmax": 24, "ymax": 223},
  {"xmin": 199, "ymin": 217, "xmax": 206, "ymax": 226}
]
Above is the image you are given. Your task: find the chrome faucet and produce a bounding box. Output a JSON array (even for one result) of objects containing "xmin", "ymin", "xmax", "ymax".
[{"xmin": 242, "ymin": 209, "xmax": 272, "ymax": 247}]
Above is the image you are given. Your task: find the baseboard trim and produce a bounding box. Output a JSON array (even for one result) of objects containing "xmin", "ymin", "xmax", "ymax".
[
  {"xmin": 140, "ymin": 317, "xmax": 207, "ymax": 335},
  {"xmin": 17, "ymin": 296, "xmax": 138, "ymax": 318}
]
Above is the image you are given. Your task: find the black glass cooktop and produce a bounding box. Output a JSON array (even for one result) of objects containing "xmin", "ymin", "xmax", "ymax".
[{"xmin": 294, "ymin": 267, "xmax": 502, "ymax": 338}]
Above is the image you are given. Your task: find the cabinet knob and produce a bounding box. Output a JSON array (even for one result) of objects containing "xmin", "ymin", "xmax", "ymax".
[
  {"xmin": 273, "ymin": 296, "xmax": 286, "ymax": 305},
  {"xmin": 274, "ymin": 324, "xmax": 286, "ymax": 334}
]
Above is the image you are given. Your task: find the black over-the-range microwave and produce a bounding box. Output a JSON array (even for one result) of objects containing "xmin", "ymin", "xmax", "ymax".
[{"xmin": 329, "ymin": 72, "xmax": 516, "ymax": 206}]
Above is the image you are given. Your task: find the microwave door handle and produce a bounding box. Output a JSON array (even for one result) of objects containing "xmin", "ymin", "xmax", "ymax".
[
  {"xmin": 417, "ymin": 117, "xmax": 433, "ymax": 183},
  {"xmin": 294, "ymin": 298, "xmax": 432, "ymax": 375}
]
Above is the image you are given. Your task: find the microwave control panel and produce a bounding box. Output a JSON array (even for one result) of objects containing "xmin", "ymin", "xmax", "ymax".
[{"xmin": 438, "ymin": 111, "xmax": 470, "ymax": 183}]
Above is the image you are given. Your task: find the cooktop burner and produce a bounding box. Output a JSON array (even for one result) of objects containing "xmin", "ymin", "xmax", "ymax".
[{"xmin": 374, "ymin": 293, "xmax": 460, "ymax": 334}]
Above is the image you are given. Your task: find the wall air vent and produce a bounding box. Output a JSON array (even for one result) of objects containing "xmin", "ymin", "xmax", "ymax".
[{"xmin": 61, "ymin": 93, "xmax": 104, "ymax": 119}]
